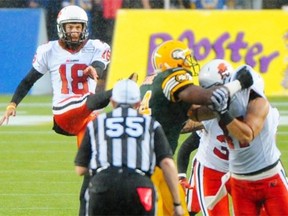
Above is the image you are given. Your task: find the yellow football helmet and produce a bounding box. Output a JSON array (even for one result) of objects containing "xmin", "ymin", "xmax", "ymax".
[{"xmin": 151, "ymin": 40, "xmax": 199, "ymax": 75}]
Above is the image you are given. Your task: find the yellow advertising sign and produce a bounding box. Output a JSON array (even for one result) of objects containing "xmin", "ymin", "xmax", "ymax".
[{"xmin": 107, "ymin": 9, "xmax": 288, "ymax": 96}]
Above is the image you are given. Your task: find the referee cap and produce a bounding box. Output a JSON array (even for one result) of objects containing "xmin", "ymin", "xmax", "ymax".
[{"xmin": 111, "ymin": 79, "xmax": 140, "ymax": 104}]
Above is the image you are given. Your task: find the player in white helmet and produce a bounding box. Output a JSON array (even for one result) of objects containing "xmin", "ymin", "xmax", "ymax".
[
  {"xmin": 57, "ymin": 5, "xmax": 89, "ymax": 50},
  {"xmin": 215, "ymin": 64, "xmax": 288, "ymax": 215},
  {"xmin": 198, "ymin": 59, "xmax": 234, "ymax": 88},
  {"xmin": 178, "ymin": 59, "xmax": 234, "ymax": 216},
  {"xmin": 1, "ymin": 5, "xmax": 111, "ymax": 142},
  {"xmin": 0, "ymin": 5, "xmax": 112, "ymax": 216},
  {"xmin": 183, "ymin": 60, "xmax": 288, "ymax": 215}
]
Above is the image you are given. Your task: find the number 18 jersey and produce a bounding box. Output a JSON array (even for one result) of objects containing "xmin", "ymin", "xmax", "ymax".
[{"xmin": 32, "ymin": 39, "xmax": 110, "ymax": 106}]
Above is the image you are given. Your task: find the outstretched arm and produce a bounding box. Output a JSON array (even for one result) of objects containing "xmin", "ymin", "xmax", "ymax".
[
  {"xmin": 86, "ymin": 89, "xmax": 112, "ymax": 111},
  {"xmin": 0, "ymin": 68, "xmax": 43, "ymax": 125},
  {"xmin": 178, "ymin": 66, "xmax": 253, "ymax": 112}
]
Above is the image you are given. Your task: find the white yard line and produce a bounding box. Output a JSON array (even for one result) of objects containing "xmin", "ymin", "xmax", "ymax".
[
  {"xmin": 280, "ymin": 116, "xmax": 288, "ymax": 125},
  {"xmin": 1, "ymin": 114, "xmax": 287, "ymax": 126},
  {"xmin": 0, "ymin": 103, "xmax": 51, "ymax": 107},
  {"xmin": 1, "ymin": 115, "xmax": 52, "ymax": 126}
]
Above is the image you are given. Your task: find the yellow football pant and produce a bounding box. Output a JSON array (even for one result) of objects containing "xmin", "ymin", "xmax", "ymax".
[{"xmin": 152, "ymin": 167, "xmax": 189, "ymax": 216}]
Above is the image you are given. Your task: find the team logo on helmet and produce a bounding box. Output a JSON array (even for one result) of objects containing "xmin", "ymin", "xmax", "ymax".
[
  {"xmin": 217, "ymin": 63, "xmax": 231, "ymax": 80},
  {"xmin": 171, "ymin": 49, "xmax": 186, "ymax": 60}
]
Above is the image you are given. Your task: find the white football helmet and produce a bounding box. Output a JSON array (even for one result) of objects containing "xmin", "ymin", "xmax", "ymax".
[
  {"xmin": 57, "ymin": 5, "xmax": 89, "ymax": 46},
  {"xmin": 199, "ymin": 59, "xmax": 234, "ymax": 88}
]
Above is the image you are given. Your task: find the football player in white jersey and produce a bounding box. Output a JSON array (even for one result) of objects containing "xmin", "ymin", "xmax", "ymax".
[
  {"xmin": 0, "ymin": 5, "xmax": 112, "ymax": 216},
  {"xmin": 217, "ymin": 65, "xmax": 288, "ymax": 215},
  {"xmin": 0, "ymin": 5, "xmax": 111, "ymax": 145},
  {"xmin": 179, "ymin": 59, "xmax": 233, "ymax": 216},
  {"xmin": 187, "ymin": 62, "xmax": 288, "ymax": 215}
]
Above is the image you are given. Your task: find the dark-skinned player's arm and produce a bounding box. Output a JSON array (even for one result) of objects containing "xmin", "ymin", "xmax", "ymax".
[{"xmin": 178, "ymin": 65, "xmax": 254, "ymax": 114}]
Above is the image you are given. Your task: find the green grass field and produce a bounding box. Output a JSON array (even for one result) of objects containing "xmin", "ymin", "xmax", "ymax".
[{"xmin": 0, "ymin": 95, "xmax": 287, "ymax": 216}]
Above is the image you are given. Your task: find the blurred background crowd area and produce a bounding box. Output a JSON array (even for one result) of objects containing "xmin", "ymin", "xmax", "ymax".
[{"xmin": 1, "ymin": 0, "xmax": 288, "ymax": 46}]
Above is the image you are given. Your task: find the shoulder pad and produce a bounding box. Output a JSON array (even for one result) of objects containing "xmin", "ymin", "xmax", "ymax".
[{"xmin": 162, "ymin": 68, "xmax": 193, "ymax": 102}]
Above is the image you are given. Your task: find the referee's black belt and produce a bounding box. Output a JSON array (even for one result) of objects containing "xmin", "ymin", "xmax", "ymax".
[{"xmin": 95, "ymin": 166, "xmax": 149, "ymax": 177}]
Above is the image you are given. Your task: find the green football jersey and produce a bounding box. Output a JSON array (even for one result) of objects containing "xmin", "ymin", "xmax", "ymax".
[{"xmin": 140, "ymin": 67, "xmax": 193, "ymax": 152}]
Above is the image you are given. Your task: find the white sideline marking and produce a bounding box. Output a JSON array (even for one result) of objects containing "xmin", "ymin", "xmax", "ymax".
[
  {"xmin": 0, "ymin": 103, "xmax": 51, "ymax": 107},
  {"xmin": 280, "ymin": 116, "xmax": 288, "ymax": 125},
  {"xmin": 1, "ymin": 115, "xmax": 52, "ymax": 126},
  {"xmin": 1, "ymin": 114, "xmax": 288, "ymax": 126}
]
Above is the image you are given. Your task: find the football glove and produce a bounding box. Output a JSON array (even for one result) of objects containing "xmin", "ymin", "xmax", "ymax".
[
  {"xmin": 234, "ymin": 65, "xmax": 253, "ymax": 89},
  {"xmin": 224, "ymin": 65, "xmax": 254, "ymax": 97},
  {"xmin": 210, "ymin": 87, "xmax": 229, "ymax": 114}
]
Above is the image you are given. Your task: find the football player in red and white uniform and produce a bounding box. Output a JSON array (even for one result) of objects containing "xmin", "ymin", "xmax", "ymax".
[
  {"xmin": 218, "ymin": 65, "xmax": 288, "ymax": 215},
  {"xmin": 187, "ymin": 62, "xmax": 288, "ymax": 215},
  {"xmin": 181, "ymin": 59, "xmax": 233, "ymax": 216},
  {"xmin": 0, "ymin": 5, "xmax": 111, "ymax": 145},
  {"xmin": 0, "ymin": 5, "xmax": 112, "ymax": 216}
]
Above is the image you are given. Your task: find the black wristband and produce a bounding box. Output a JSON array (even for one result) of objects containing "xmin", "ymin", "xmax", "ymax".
[
  {"xmin": 173, "ymin": 202, "xmax": 181, "ymax": 207},
  {"xmin": 220, "ymin": 112, "xmax": 234, "ymax": 125}
]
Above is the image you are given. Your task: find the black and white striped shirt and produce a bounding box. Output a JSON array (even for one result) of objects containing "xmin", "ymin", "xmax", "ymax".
[{"xmin": 75, "ymin": 106, "xmax": 173, "ymax": 175}]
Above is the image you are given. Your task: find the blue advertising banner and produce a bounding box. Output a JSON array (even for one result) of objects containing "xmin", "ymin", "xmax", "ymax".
[{"xmin": 0, "ymin": 9, "xmax": 46, "ymax": 94}]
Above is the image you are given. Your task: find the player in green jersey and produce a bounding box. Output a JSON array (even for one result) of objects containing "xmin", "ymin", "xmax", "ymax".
[{"xmin": 139, "ymin": 39, "xmax": 253, "ymax": 216}]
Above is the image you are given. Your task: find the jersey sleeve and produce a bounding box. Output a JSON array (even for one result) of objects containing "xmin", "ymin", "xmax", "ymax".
[
  {"xmin": 32, "ymin": 42, "xmax": 51, "ymax": 74},
  {"xmin": 162, "ymin": 68, "xmax": 193, "ymax": 102},
  {"xmin": 90, "ymin": 39, "xmax": 111, "ymax": 70},
  {"xmin": 250, "ymin": 68, "xmax": 265, "ymax": 98}
]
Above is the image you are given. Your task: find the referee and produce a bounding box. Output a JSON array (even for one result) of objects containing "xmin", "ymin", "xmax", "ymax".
[{"xmin": 74, "ymin": 79, "xmax": 184, "ymax": 216}]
